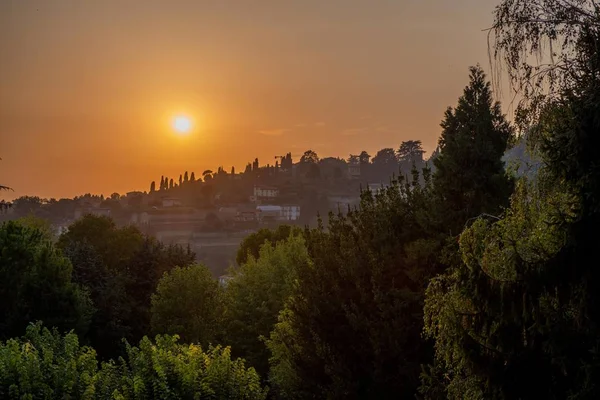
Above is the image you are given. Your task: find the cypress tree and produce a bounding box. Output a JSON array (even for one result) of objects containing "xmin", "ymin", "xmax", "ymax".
[{"xmin": 433, "ymin": 65, "xmax": 513, "ymax": 235}]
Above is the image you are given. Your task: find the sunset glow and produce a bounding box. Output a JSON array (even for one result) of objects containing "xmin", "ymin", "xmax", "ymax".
[
  {"xmin": 173, "ymin": 116, "xmax": 192, "ymax": 134},
  {"xmin": 1, "ymin": 0, "xmax": 502, "ymax": 200}
]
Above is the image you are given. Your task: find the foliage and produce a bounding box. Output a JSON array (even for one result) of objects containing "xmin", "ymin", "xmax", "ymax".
[
  {"xmin": 236, "ymin": 225, "xmax": 303, "ymax": 266},
  {"xmin": 15, "ymin": 215, "xmax": 55, "ymax": 239},
  {"xmin": 0, "ymin": 323, "xmax": 267, "ymax": 400},
  {"xmin": 0, "ymin": 323, "xmax": 98, "ymax": 399},
  {"xmin": 267, "ymin": 172, "xmax": 441, "ymax": 399},
  {"xmin": 423, "ymin": 179, "xmax": 576, "ymax": 399},
  {"xmin": 492, "ymin": 0, "xmax": 600, "ymax": 118},
  {"xmin": 0, "ymin": 221, "xmax": 93, "ymax": 340},
  {"xmin": 397, "ymin": 140, "xmax": 424, "ymax": 163},
  {"xmin": 58, "ymin": 215, "xmax": 195, "ymax": 358},
  {"xmin": 151, "ymin": 265, "xmax": 222, "ymax": 347},
  {"xmin": 433, "ymin": 65, "xmax": 514, "ymax": 236},
  {"xmin": 371, "ymin": 148, "xmax": 398, "ymax": 181},
  {"xmin": 299, "ymin": 150, "xmax": 319, "ymax": 164},
  {"xmin": 423, "ymin": 7, "xmax": 600, "ymax": 398},
  {"xmin": 224, "ymin": 235, "xmax": 309, "ymax": 378}
]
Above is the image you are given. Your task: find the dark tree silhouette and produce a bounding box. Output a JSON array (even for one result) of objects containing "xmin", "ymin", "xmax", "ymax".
[
  {"xmin": 397, "ymin": 141, "xmax": 425, "ymax": 164},
  {"xmin": 300, "ymin": 150, "xmax": 319, "ymax": 164}
]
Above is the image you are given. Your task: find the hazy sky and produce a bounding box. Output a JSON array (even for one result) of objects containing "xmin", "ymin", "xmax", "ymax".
[{"xmin": 1, "ymin": 0, "xmax": 504, "ymax": 199}]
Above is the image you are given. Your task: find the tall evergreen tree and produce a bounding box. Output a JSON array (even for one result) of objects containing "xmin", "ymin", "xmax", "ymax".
[
  {"xmin": 433, "ymin": 65, "xmax": 514, "ymax": 235},
  {"xmin": 423, "ymin": 3, "xmax": 600, "ymax": 398},
  {"xmin": 184, "ymin": 171, "xmax": 189, "ymax": 182},
  {"xmin": 169, "ymin": 178, "xmax": 174, "ymax": 189},
  {"xmin": 179, "ymin": 174, "xmax": 183, "ymax": 186},
  {"xmin": 190, "ymin": 172, "xmax": 196, "ymax": 182},
  {"xmin": 150, "ymin": 181, "xmax": 156, "ymax": 193},
  {"xmin": 160, "ymin": 176, "xmax": 165, "ymax": 191}
]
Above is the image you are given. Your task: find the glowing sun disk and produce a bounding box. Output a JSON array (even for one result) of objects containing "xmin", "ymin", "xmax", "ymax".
[{"xmin": 173, "ymin": 116, "xmax": 192, "ymax": 134}]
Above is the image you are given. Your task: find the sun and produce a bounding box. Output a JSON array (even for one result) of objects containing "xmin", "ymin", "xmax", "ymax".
[{"xmin": 172, "ymin": 115, "xmax": 192, "ymax": 134}]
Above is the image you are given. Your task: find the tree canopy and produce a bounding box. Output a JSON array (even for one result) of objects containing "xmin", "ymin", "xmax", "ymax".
[
  {"xmin": 151, "ymin": 264, "xmax": 222, "ymax": 347},
  {"xmin": 0, "ymin": 221, "xmax": 92, "ymax": 340},
  {"xmin": 224, "ymin": 234, "xmax": 309, "ymax": 378}
]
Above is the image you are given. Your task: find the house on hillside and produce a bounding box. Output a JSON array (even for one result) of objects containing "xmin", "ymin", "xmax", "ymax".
[
  {"xmin": 348, "ymin": 163, "xmax": 361, "ymax": 179},
  {"xmin": 256, "ymin": 204, "xmax": 301, "ymax": 222},
  {"xmin": 162, "ymin": 197, "xmax": 182, "ymax": 207},
  {"xmin": 256, "ymin": 205, "xmax": 281, "ymax": 222},
  {"xmin": 253, "ymin": 185, "xmax": 279, "ymax": 201},
  {"xmin": 281, "ymin": 205, "xmax": 300, "ymax": 221}
]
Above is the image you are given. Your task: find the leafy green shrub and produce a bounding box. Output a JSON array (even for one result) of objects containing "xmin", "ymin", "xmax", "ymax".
[
  {"xmin": 151, "ymin": 264, "xmax": 223, "ymax": 347},
  {"xmin": 0, "ymin": 323, "xmax": 98, "ymax": 399},
  {"xmin": 0, "ymin": 220, "xmax": 93, "ymax": 340},
  {"xmin": 0, "ymin": 323, "xmax": 267, "ymax": 400},
  {"xmin": 103, "ymin": 335, "xmax": 267, "ymax": 400}
]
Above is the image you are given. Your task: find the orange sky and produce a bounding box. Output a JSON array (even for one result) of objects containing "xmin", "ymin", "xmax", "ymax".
[{"xmin": 0, "ymin": 0, "xmax": 505, "ymax": 200}]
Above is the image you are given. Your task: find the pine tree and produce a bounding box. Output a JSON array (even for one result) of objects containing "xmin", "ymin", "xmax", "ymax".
[
  {"xmin": 433, "ymin": 65, "xmax": 513, "ymax": 235},
  {"xmin": 184, "ymin": 171, "xmax": 189, "ymax": 182},
  {"xmin": 179, "ymin": 174, "xmax": 183, "ymax": 186},
  {"xmin": 169, "ymin": 179, "xmax": 174, "ymax": 189},
  {"xmin": 231, "ymin": 166, "xmax": 235, "ymax": 175},
  {"xmin": 190, "ymin": 172, "xmax": 196, "ymax": 182},
  {"xmin": 150, "ymin": 181, "xmax": 156, "ymax": 193},
  {"xmin": 160, "ymin": 176, "xmax": 165, "ymax": 191}
]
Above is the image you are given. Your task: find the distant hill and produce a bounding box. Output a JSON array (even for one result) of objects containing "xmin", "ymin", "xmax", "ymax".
[{"xmin": 503, "ymin": 135, "xmax": 542, "ymax": 178}]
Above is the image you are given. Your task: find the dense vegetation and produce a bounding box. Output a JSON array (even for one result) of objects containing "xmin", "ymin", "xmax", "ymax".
[
  {"xmin": 0, "ymin": 323, "xmax": 266, "ymax": 399},
  {"xmin": 1, "ymin": 1, "xmax": 599, "ymax": 398}
]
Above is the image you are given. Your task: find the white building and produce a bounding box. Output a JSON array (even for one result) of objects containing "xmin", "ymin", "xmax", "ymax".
[
  {"xmin": 253, "ymin": 185, "xmax": 279, "ymax": 200},
  {"xmin": 255, "ymin": 205, "xmax": 300, "ymax": 221},
  {"xmin": 162, "ymin": 197, "xmax": 182, "ymax": 207},
  {"xmin": 281, "ymin": 205, "xmax": 300, "ymax": 221}
]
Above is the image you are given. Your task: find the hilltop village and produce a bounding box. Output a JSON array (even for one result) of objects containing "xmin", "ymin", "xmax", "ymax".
[{"xmin": 1, "ymin": 144, "xmax": 432, "ymax": 274}]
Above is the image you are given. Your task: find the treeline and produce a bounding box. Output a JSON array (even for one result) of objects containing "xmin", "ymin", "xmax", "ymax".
[
  {"xmin": 2, "ymin": 1, "xmax": 600, "ymax": 398},
  {"xmin": 148, "ymin": 142, "xmax": 429, "ymax": 194}
]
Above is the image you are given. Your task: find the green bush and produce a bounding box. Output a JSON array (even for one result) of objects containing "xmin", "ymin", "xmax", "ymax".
[
  {"xmin": 151, "ymin": 264, "xmax": 223, "ymax": 347},
  {"xmin": 0, "ymin": 323, "xmax": 267, "ymax": 400}
]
